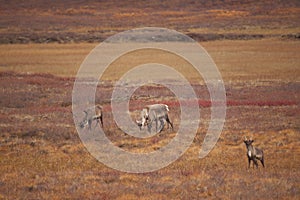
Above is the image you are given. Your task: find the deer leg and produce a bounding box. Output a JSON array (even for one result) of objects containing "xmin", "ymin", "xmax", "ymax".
[
  {"xmin": 88, "ymin": 119, "xmax": 92, "ymax": 130},
  {"xmin": 253, "ymin": 159, "xmax": 258, "ymax": 168},
  {"xmin": 94, "ymin": 116, "xmax": 103, "ymax": 129},
  {"xmin": 93, "ymin": 115, "xmax": 103, "ymax": 126},
  {"xmin": 260, "ymin": 158, "xmax": 265, "ymax": 168},
  {"xmin": 155, "ymin": 118, "xmax": 159, "ymax": 133},
  {"xmin": 94, "ymin": 119, "xmax": 100, "ymax": 129},
  {"xmin": 100, "ymin": 115, "xmax": 103, "ymax": 127},
  {"xmin": 165, "ymin": 115, "xmax": 173, "ymax": 130},
  {"xmin": 147, "ymin": 119, "xmax": 153, "ymax": 133},
  {"xmin": 158, "ymin": 118, "xmax": 165, "ymax": 133},
  {"xmin": 248, "ymin": 157, "xmax": 251, "ymax": 168}
]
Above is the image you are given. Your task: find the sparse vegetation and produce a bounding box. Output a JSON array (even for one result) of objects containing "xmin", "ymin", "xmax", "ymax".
[
  {"xmin": 0, "ymin": 52, "xmax": 299, "ymax": 198},
  {"xmin": 0, "ymin": 0, "xmax": 299, "ymax": 43},
  {"xmin": 0, "ymin": 0, "xmax": 299, "ymax": 199}
]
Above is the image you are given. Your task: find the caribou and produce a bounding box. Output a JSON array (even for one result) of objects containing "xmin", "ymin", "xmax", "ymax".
[
  {"xmin": 243, "ymin": 136, "xmax": 265, "ymax": 168},
  {"xmin": 79, "ymin": 105, "xmax": 103, "ymax": 130},
  {"xmin": 136, "ymin": 104, "xmax": 173, "ymax": 133}
]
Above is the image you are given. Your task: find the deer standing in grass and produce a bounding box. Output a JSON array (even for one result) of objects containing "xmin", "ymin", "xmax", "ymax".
[
  {"xmin": 136, "ymin": 104, "xmax": 173, "ymax": 133},
  {"xmin": 79, "ymin": 105, "xmax": 103, "ymax": 130},
  {"xmin": 244, "ymin": 136, "xmax": 265, "ymax": 168}
]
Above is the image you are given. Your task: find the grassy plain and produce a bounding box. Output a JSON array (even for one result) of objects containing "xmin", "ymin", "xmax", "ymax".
[
  {"xmin": 0, "ymin": 39, "xmax": 299, "ymax": 199},
  {"xmin": 0, "ymin": 39, "xmax": 299, "ymax": 81},
  {"xmin": 0, "ymin": 0, "xmax": 299, "ymax": 199}
]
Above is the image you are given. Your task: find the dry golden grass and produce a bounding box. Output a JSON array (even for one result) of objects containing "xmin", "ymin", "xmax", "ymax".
[
  {"xmin": 0, "ymin": 39, "xmax": 299, "ymax": 199},
  {"xmin": 0, "ymin": 39, "xmax": 299, "ymax": 82},
  {"xmin": 0, "ymin": 0, "xmax": 299, "ymax": 198},
  {"xmin": 0, "ymin": 43, "xmax": 95, "ymax": 76},
  {"xmin": 202, "ymin": 39, "xmax": 300, "ymax": 82}
]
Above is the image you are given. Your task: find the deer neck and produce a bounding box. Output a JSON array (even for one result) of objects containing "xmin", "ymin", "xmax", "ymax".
[{"xmin": 247, "ymin": 145, "xmax": 255, "ymax": 157}]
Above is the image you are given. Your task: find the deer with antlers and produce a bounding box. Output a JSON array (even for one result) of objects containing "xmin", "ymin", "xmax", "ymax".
[
  {"xmin": 243, "ymin": 136, "xmax": 265, "ymax": 168},
  {"xmin": 136, "ymin": 104, "xmax": 173, "ymax": 133},
  {"xmin": 79, "ymin": 105, "xmax": 103, "ymax": 130}
]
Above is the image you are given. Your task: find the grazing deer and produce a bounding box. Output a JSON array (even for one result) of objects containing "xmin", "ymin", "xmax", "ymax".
[
  {"xmin": 79, "ymin": 105, "xmax": 103, "ymax": 130},
  {"xmin": 244, "ymin": 136, "xmax": 265, "ymax": 168},
  {"xmin": 136, "ymin": 104, "xmax": 173, "ymax": 133}
]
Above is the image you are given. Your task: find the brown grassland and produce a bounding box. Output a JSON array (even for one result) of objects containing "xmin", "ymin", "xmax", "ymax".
[
  {"xmin": 0, "ymin": 39, "xmax": 299, "ymax": 200},
  {"xmin": 0, "ymin": 0, "xmax": 299, "ymax": 199}
]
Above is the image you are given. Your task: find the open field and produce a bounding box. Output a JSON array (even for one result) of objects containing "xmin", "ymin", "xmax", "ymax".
[
  {"xmin": 0, "ymin": 39, "xmax": 299, "ymax": 81},
  {"xmin": 0, "ymin": 0, "xmax": 299, "ymax": 199},
  {"xmin": 0, "ymin": 39, "xmax": 299, "ymax": 199}
]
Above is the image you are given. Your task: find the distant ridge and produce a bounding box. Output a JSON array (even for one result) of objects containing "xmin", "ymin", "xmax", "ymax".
[
  {"xmin": 0, "ymin": 0, "xmax": 299, "ymax": 43},
  {"xmin": 0, "ymin": 32, "xmax": 299, "ymax": 44}
]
